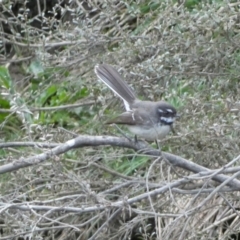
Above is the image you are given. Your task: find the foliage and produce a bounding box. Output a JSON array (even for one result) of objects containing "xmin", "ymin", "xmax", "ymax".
[{"xmin": 1, "ymin": 0, "xmax": 240, "ymax": 239}]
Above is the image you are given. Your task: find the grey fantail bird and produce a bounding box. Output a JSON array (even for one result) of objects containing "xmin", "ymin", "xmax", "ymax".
[{"xmin": 94, "ymin": 64, "xmax": 177, "ymax": 141}]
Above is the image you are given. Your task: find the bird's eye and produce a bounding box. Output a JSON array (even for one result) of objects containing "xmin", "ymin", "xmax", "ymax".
[{"xmin": 166, "ymin": 111, "xmax": 172, "ymax": 116}]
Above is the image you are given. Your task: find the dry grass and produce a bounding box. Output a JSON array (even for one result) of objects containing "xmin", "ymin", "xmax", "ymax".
[{"xmin": 1, "ymin": 0, "xmax": 240, "ymax": 239}]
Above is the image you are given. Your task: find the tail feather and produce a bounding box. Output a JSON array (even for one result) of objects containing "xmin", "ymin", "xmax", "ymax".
[{"xmin": 95, "ymin": 64, "xmax": 136, "ymax": 111}]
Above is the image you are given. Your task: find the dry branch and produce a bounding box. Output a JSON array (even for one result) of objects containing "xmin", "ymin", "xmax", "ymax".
[{"xmin": 1, "ymin": 135, "xmax": 240, "ymax": 190}]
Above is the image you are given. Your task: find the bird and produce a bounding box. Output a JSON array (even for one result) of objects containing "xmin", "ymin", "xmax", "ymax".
[{"xmin": 94, "ymin": 63, "xmax": 178, "ymax": 141}]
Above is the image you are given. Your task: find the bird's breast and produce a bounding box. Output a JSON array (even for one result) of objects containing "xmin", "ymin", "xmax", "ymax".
[{"xmin": 127, "ymin": 124, "xmax": 171, "ymax": 141}]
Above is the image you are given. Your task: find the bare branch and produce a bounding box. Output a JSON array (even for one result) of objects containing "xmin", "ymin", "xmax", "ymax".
[
  {"xmin": 0, "ymin": 135, "xmax": 240, "ymax": 190},
  {"xmin": 0, "ymin": 101, "xmax": 95, "ymax": 113}
]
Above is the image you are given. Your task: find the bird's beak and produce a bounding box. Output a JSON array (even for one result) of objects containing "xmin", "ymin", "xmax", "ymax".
[{"xmin": 176, "ymin": 113, "xmax": 181, "ymax": 119}]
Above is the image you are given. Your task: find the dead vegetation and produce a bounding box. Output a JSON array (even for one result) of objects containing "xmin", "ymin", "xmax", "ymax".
[{"xmin": 1, "ymin": 0, "xmax": 240, "ymax": 239}]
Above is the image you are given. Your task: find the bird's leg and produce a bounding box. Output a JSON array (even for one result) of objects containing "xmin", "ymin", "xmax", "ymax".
[
  {"xmin": 155, "ymin": 140, "xmax": 161, "ymax": 150},
  {"xmin": 134, "ymin": 134, "xmax": 138, "ymax": 144}
]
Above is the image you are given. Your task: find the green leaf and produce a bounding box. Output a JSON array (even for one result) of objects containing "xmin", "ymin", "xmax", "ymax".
[
  {"xmin": 0, "ymin": 66, "xmax": 12, "ymax": 90},
  {"xmin": 140, "ymin": 2, "xmax": 160, "ymax": 14},
  {"xmin": 38, "ymin": 85, "xmax": 58, "ymax": 105},
  {"xmin": 0, "ymin": 97, "xmax": 10, "ymax": 109},
  {"xmin": 28, "ymin": 60, "xmax": 45, "ymax": 77}
]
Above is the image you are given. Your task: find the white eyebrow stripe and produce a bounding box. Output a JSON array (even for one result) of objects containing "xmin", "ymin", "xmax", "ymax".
[{"xmin": 166, "ymin": 108, "xmax": 173, "ymax": 113}]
